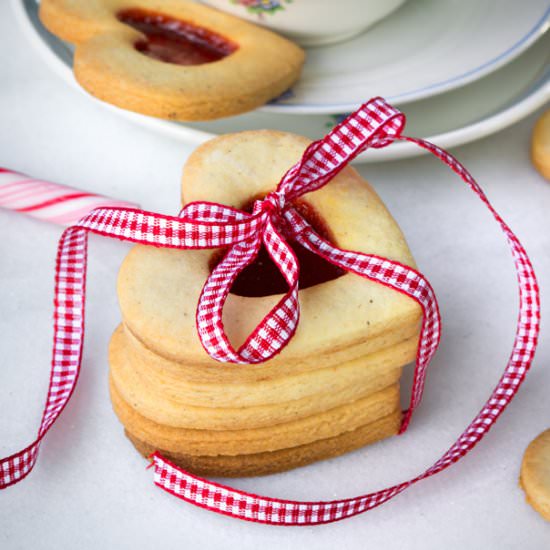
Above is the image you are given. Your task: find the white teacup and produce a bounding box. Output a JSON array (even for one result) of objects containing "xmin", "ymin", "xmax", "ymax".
[{"xmin": 202, "ymin": 0, "xmax": 407, "ymax": 46}]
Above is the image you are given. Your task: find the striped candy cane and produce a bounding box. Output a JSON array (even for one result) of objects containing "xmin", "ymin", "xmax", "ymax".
[{"xmin": 0, "ymin": 168, "xmax": 137, "ymax": 226}]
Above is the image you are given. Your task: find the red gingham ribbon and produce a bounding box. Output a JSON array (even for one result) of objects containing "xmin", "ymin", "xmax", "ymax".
[{"xmin": 0, "ymin": 98, "xmax": 539, "ymax": 526}]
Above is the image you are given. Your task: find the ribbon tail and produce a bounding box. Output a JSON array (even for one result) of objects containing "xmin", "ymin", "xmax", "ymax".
[
  {"xmin": 277, "ymin": 97, "xmax": 404, "ymax": 201},
  {"xmin": 291, "ymin": 224, "xmax": 441, "ymax": 433},
  {"xmin": 0, "ymin": 226, "xmax": 88, "ymax": 488},
  {"xmin": 75, "ymin": 205, "xmax": 262, "ymax": 249}
]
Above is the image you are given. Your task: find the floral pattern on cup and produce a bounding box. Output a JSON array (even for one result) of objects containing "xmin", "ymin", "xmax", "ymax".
[{"xmin": 231, "ymin": 0, "xmax": 292, "ymax": 16}]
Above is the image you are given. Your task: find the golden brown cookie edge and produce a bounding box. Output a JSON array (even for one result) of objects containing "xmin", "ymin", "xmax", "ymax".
[{"xmin": 125, "ymin": 410, "xmax": 402, "ymax": 478}]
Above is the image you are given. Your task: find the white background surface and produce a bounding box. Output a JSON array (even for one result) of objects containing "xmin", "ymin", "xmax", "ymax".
[{"xmin": 1, "ymin": 2, "xmax": 549, "ymax": 548}]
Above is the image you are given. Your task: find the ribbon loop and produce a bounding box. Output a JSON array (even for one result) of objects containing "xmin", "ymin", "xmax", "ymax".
[
  {"xmin": 277, "ymin": 97, "xmax": 405, "ymax": 203},
  {"xmin": 196, "ymin": 234, "xmax": 262, "ymax": 363},
  {"xmin": 195, "ymin": 215, "xmax": 300, "ymax": 364},
  {"xmin": 180, "ymin": 98, "xmax": 408, "ymax": 365}
]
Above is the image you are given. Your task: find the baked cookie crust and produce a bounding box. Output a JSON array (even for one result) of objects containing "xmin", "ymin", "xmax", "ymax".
[
  {"xmin": 39, "ymin": 0, "xmax": 305, "ymax": 120},
  {"xmin": 125, "ymin": 411, "xmax": 402, "ymax": 478}
]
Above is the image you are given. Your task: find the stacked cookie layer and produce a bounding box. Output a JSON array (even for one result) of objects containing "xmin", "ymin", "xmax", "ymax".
[{"xmin": 109, "ymin": 131, "xmax": 422, "ymax": 476}]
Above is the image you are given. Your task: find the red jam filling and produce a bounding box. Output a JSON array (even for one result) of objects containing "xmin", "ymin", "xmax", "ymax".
[
  {"xmin": 210, "ymin": 200, "xmax": 346, "ymax": 298},
  {"xmin": 117, "ymin": 9, "xmax": 237, "ymax": 66}
]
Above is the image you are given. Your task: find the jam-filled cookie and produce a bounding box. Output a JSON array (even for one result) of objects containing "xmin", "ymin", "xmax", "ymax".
[
  {"xmin": 39, "ymin": 0, "xmax": 305, "ymax": 120},
  {"xmin": 110, "ymin": 130, "xmax": 422, "ymax": 476}
]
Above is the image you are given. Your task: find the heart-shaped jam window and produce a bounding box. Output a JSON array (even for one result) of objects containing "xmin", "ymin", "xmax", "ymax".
[
  {"xmin": 210, "ymin": 199, "xmax": 346, "ymax": 298},
  {"xmin": 118, "ymin": 8, "xmax": 237, "ymax": 66}
]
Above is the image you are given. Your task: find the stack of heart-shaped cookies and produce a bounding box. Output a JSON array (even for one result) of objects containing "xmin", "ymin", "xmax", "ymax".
[{"xmin": 109, "ymin": 130, "xmax": 422, "ymax": 477}]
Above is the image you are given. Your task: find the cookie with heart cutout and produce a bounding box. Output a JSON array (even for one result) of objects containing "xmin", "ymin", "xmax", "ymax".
[
  {"xmin": 109, "ymin": 323, "xmax": 413, "ymax": 429},
  {"xmin": 111, "ymin": 129, "xmax": 422, "ymax": 475},
  {"xmin": 118, "ymin": 131, "xmax": 422, "ymax": 370},
  {"xmin": 117, "ymin": 130, "xmax": 422, "ymax": 370},
  {"xmin": 39, "ymin": 0, "xmax": 304, "ymax": 121}
]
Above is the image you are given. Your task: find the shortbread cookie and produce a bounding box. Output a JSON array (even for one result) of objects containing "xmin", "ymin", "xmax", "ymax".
[
  {"xmin": 520, "ymin": 428, "xmax": 550, "ymax": 521},
  {"xmin": 110, "ymin": 129, "xmax": 422, "ymax": 474},
  {"xmin": 39, "ymin": 0, "xmax": 304, "ymax": 120},
  {"xmin": 125, "ymin": 410, "xmax": 402, "ymax": 477},
  {"xmin": 110, "ymin": 341, "xmax": 402, "ymax": 430},
  {"xmin": 118, "ymin": 131, "xmax": 421, "ymax": 368},
  {"xmin": 122, "ymin": 289, "xmax": 420, "ymax": 377},
  {"xmin": 110, "ymin": 376, "xmax": 400, "ymax": 454},
  {"xmin": 111, "ymin": 324, "xmax": 416, "ymax": 409},
  {"xmin": 532, "ymin": 109, "xmax": 550, "ymax": 180},
  {"xmin": 122, "ymin": 321, "xmax": 419, "ymax": 386}
]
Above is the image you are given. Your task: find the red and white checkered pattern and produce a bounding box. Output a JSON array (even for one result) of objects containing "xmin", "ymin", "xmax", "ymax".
[{"xmin": 0, "ymin": 99, "xmax": 540, "ymax": 527}]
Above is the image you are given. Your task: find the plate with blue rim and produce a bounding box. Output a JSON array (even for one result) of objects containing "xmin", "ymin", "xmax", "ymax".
[
  {"xmin": 262, "ymin": 0, "xmax": 550, "ymax": 114},
  {"xmin": 16, "ymin": 0, "xmax": 550, "ymax": 162}
]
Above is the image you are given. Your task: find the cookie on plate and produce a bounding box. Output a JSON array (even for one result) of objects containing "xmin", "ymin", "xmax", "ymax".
[{"xmin": 39, "ymin": 0, "xmax": 304, "ymax": 120}]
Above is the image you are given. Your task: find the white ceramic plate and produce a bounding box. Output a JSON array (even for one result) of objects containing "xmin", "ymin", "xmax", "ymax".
[
  {"xmin": 265, "ymin": 0, "xmax": 550, "ymax": 113},
  {"xmin": 15, "ymin": 0, "xmax": 550, "ymax": 162},
  {"xmin": 27, "ymin": 0, "xmax": 550, "ymax": 115}
]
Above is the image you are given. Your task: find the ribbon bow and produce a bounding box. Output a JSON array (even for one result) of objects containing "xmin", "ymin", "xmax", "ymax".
[{"xmin": 181, "ymin": 97, "xmax": 424, "ymax": 365}]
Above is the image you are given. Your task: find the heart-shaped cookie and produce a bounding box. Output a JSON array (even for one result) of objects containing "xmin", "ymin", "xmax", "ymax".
[
  {"xmin": 112, "ymin": 130, "xmax": 421, "ymax": 475},
  {"xmin": 40, "ymin": 0, "xmax": 304, "ymax": 120}
]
